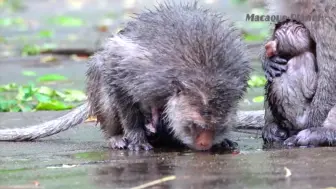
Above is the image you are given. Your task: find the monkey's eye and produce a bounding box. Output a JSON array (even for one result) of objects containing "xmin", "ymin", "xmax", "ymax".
[
  {"xmin": 200, "ymin": 109, "xmax": 212, "ymax": 116},
  {"xmin": 184, "ymin": 125, "xmax": 192, "ymax": 134}
]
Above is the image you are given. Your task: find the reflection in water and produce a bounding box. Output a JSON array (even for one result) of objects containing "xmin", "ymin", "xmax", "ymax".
[{"xmin": 90, "ymin": 147, "xmax": 336, "ymax": 189}]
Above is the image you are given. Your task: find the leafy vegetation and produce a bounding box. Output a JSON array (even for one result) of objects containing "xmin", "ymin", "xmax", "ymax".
[
  {"xmin": 0, "ymin": 83, "xmax": 86, "ymax": 112},
  {"xmin": 0, "ymin": 17, "xmax": 25, "ymax": 27},
  {"xmin": 0, "ymin": 0, "xmax": 25, "ymax": 12},
  {"xmin": 248, "ymin": 75, "xmax": 267, "ymax": 88},
  {"xmin": 247, "ymin": 75, "xmax": 267, "ymax": 103},
  {"xmin": 21, "ymin": 43, "xmax": 57, "ymax": 56},
  {"xmin": 48, "ymin": 16, "xmax": 84, "ymax": 27},
  {"xmin": 0, "ymin": 72, "xmax": 86, "ymax": 112}
]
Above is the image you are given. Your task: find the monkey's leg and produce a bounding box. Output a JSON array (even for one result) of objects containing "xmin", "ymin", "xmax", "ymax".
[
  {"xmin": 262, "ymin": 123, "xmax": 288, "ymax": 143},
  {"xmin": 283, "ymin": 127, "xmax": 336, "ymax": 147},
  {"xmin": 98, "ymin": 110, "xmax": 127, "ymax": 149},
  {"xmin": 262, "ymin": 106, "xmax": 288, "ymax": 144},
  {"xmin": 114, "ymin": 90, "xmax": 153, "ymax": 151},
  {"xmin": 284, "ymin": 106, "xmax": 336, "ymax": 147}
]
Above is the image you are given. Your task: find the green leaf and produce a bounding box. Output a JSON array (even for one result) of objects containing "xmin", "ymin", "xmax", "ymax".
[
  {"xmin": 0, "ymin": 100, "xmax": 17, "ymax": 112},
  {"xmin": 21, "ymin": 44, "xmax": 41, "ymax": 56},
  {"xmin": 20, "ymin": 104, "xmax": 33, "ymax": 112},
  {"xmin": 248, "ymin": 75, "xmax": 267, "ymax": 88},
  {"xmin": 36, "ymin": 100, "xmax": 73, "ymax": 110},
  {"xmin": 0, "ymin": 18, "xmax": 12, "ymax": 27},
  {"xmin": 55, "ymin": 90, "xmax": 66, "ymax": 98},
  {"xmin": 0, "ymin": 83, "xmax": 18, "ymax": 91},
  {"xmin": 41, "ymin": 43, "xmax": 57, "ymax": 51},
  {"xmin": 63, "ymin": 89, "xmax": 87, "ymax": 102},
  {"xmin": 16, "ymin": 85, "xmax": 34, "ymax": 101},
  {"xmin": 252, "ymin": 96, "xmax": 265, "ymax": 103},
  {"xmin": 34, "ymin": 93, "xmax": 51, "ymax": 103},
  {"xmin": 10, "ymin": 106, "xmax": 21, "ymax": 112},
  {"xmin": 36, "ymin": 86, "xmax": 55, "ymax": 96},
  {"xmin": 37, "ymin": 74, "xmax": 68, "ymax": 82},
  {"xmin": 38, "ymin": 30, "xmax": 54, "ymax": 38},
  {"xmin": 49, "ymin": 16, "xmax": 84, "ymax": 27},
  {"xmin": 22, "ymin": 71, "xmax": 37, "ymax": 77},
  {"xmin": 244, "ymin": 33, "xmax": 265, "ymax": 42},
  {"xmin": 230, "ymin": 0, "xmax": 247, "ymax": 5}
]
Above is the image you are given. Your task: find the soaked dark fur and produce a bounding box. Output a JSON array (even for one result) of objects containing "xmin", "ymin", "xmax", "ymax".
[
  {"xmin": 262, "ymin": 0, "xmax": 336, "ymax": 147},
  {"xmin": 262, "ymin": 19, "xmax": 317, "ymax": 145},
  {"xmin": 0, "ymin": 2, "xmax": 258, "ymax": 151},
  {"xmin": 86, "ymin": 2, "xmax": 251, "ymax": 151}
]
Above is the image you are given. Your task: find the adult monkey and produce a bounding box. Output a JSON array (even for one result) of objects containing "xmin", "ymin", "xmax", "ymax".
[{"xmin": 262, "ymin": 0, "xmax": 336, "ymax": 146}]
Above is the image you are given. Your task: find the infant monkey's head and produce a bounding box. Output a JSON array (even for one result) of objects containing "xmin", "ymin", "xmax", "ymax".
[{"xmin": 265, "ymin": 19, "xmax": 313, "ymax": 58}]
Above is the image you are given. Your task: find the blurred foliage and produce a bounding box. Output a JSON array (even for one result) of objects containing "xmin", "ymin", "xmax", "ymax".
[
  {"xmin": 248, "ymin": 75, "xmax": 267, "ymax": 103},
  {"xmin": 37, "ymin": 74, "xmax": 68, "ymax": 82},
  {"xmin": 0, "ymin": 17, "xmax": 25, "ymax": 27},
  {"xmin": 48, "ymin": 16, "xmax": 84, "ymax": 27},
  {"xmin": 0, "ymin": 0, "xmax": 25, "ymax": 12},
  {"xmin": 38, "ymin": 30, "xmax": 54, "ymax": 38},
  {"xmin": 0, "ymin": 72, "xmax": 86, "ymax": 112},
  {"xmin": 248, "ymin": 75, "xmax": 267, "ymax": 88},
  {"xmin": 21, "ymin": 43, "xmax": 57, "ymax": 56},
  {"xmin": 252, "ymin": 95, "xmax": 264, "ymax": 103},
  {"xmin": 230, "ymin": 0, "xmax": 248, "ymax": 5}
]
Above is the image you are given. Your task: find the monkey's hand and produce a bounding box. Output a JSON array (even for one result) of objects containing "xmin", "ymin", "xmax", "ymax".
[
  {"xmin": 284, "ymin": 127, "xmax": 336, "ymax": 147},
  {"xmin": 262, "ymin": 56, "xmax": 288, "ymax": 82},
  {"xmin": 211, "ymin": 139, "xmax": 239, "ymax": 153},
  {"xmin": 262, "ymin": 123, "xmax": 288, "ymax": 143}
]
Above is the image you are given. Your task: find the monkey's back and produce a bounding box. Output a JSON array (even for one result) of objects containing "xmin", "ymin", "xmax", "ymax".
[{"xmin": 102, "ymin": 2, "xmax": 251, "ymax": 107}]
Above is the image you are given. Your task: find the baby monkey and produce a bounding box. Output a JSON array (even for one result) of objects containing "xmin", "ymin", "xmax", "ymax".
[{"xmin": 264, "ymin": 19, "xmax": 317, "ymax": 140}]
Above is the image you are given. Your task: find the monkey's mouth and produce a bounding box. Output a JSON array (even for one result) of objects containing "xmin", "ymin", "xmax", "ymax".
[{"xmin": 192, "ymin": 129, "xmax": 214, "ymax": 151}]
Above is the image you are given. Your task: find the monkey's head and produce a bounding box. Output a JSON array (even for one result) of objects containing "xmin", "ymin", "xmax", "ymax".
[
  {"xmin": 273, "ymin": 19, "xmax": 313, "ymax": 58},
  {"xmin": 164, "ymin": 80, "xmax": 233, "ymax": 151}
]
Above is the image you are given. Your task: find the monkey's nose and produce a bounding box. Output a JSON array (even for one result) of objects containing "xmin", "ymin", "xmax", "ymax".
[
  {"xmin": 197, "ymin": 140, "xmax": 212, "ymax": 149},
  {"xmin": 195, "ymin": 130, "xmax": 214, "ymax": 150}
]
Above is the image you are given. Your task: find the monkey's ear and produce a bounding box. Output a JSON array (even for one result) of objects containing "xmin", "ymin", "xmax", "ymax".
[{"xmin": 171, "ymin": 80, "xmax": 185, "ymax": 94}]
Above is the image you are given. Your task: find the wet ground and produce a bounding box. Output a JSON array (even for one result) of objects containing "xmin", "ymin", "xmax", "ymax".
[
  {"xmin": 2, "ymin": 111, "xmax": 336, "ymax": 189},
  {"xmin": 2, "ymin": 0, "xmax": 335, "ymax": 189}
]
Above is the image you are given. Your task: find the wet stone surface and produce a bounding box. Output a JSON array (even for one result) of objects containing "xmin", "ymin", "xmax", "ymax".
[
  {"xmin": 1, "ymin": 112, "xmax": 336, "ymax": 189},
  {"xmin": 2, "ymin": 0, "xmax": 335, "ymax": 189}
]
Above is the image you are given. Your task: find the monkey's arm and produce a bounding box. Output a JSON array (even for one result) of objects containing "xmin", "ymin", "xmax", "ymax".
[
  {"xmin": 260, "ymin": 38, "xmax": 288, "ymax": 82},
  {"xmin": 305, "ymin": 40, "xmax": 336, "ymax": 128},
  {"xmin": 298, "ymin": 52, "xmax": 317, "ymax": 100}
]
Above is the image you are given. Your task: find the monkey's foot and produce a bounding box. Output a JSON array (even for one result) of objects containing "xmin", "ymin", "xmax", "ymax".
[
  {"xmin": 127, "ymin": 141, "xmax": 153, "ymax": 151},
  {"xmin": 125, "ymin": 130, "xmax": 154, "ymax": 151},
  {"xmin": 284, "ymin": 127, "xmax": 336, "ymax": 147},
  {"xmin": 262, "ymin": 123, "xmax": 288, "ymax": 143},
  {"xmin": 109, "ymin": 135, "xmax": 128, "ymax": 149}
]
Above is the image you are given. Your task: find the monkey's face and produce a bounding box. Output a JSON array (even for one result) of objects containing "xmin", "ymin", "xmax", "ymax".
[{"xmin": 165, "ymin": 90, "xmax": 228, "ymax": 151}]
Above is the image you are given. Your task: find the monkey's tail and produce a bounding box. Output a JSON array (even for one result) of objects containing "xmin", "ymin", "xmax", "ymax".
[
  {"xmin": 235, "ymin": 110, "xmax": 265, "ymax": 130},
  {"xmin": 0, "ymin": 102, "xmax": 90, "ymax": 141}
]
